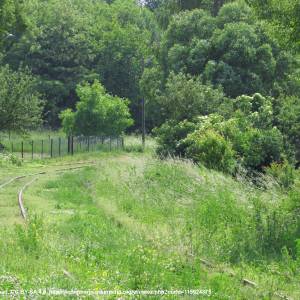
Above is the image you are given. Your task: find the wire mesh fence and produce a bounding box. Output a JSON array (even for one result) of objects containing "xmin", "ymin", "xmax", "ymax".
[{"xmin": 4, "ymin": 136, "xmax": 124, "ymax": 160}]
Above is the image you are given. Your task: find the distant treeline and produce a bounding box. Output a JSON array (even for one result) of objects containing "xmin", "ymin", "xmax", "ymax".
[{"xmin": 0, "ymin": 0, "xmax": 299, "ymax": 170}]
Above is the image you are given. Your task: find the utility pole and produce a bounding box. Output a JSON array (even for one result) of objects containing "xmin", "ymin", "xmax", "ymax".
[
  {"xmin": 142, "ymin": 97, "xmax": 145, "ymax": 149},
  {"xmin": 141, "ymin": 57, "xmax": 152, "ymax": 150},
  {"xmin": 141, "ymin": 57, "xmax": 146, "ymax": 149}
]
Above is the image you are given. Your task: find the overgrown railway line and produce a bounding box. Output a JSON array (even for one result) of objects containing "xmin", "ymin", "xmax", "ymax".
[{"xmin": 0, "ymin": 161, "xmax": 96, "ymax": 221}]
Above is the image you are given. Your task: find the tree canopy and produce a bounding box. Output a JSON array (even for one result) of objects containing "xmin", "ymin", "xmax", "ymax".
[
  {"xmin": 0, "ymin": 0, "xmax": 300, "ymax": 169},
  {"xmin": 0, "ymin": 64, "xmax": 43, "ymax": 134}
]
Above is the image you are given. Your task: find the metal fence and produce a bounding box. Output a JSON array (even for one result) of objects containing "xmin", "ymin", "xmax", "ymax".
[{"xmin": 5, "ymin": 136, "xmax": 124, "ymax": 160}]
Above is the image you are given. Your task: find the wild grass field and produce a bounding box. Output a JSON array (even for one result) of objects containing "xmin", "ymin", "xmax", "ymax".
[{"xmin": 0, "ymin": 137, "xmax": 299, "ymax": 299}]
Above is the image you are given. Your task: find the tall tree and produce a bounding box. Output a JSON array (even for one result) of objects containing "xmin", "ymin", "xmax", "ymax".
[
  {"xmin": 247, "ymin": 0, "xmax": 300, "ymax": 48},
  {"xmin": 160, "ymin": 2, "xmax": 294, "ymax": 98},
  {"xmin": 0, "ymin": 65, "xmax": 43, "ymax": 134},
  {"xmin": 0, "ymin": 0, "xmax": 26, "ymax": 49}
]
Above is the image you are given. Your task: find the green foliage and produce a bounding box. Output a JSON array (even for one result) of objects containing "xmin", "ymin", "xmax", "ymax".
[
  {"xmin": 217, "ymin": 1, "xmax": 252, "ymax": 27},
  {"xmin": 160, "ymin": 2, "xmax": 293, "ymax": 98},
  {"xmin": 265, "ymin": 161, "xmax": 296, "ymax": 189},
  {"xmin": 186, "ymin": 128, "xmax": 236, "ymax": 173},
  {"xmin": 154, "ymin": 119, "xmax": 197, "ymax": 157},
  {"xmin": 4, "ymin": 0, "xmax": 155, "ymax": 127},
  {"xmin": 15, "ymin": 215, "xmax": 44, "ymax": 253},
  {"xmin": 139, "ymin": 65, "xmax": 164, "ymax": 129},
  {"xmin": 277, "ymin": 96, "xmax": 300, "ymax": 161},
  {"xmin": 247, "ymin": 0, "xmax": 300, "ymax": 48},
  {"xmin": 155, "ymin": 93, "xmax": 289, "ymax": 172},
  {"xmin": 158, "ymin": 72, "xmax": 225, "ymax": 122},
  {"xmin": 0, "ymin": 152, "xmax": 22, "ymax": 166},
  {"xmin": 59, "ymin": 109, "xmax": 75, "ymax": 136},
  {"xmin": 240, "ymin": 127, "xmax": 284, "ymax": 171},
  {"xmin": 60, "ymin": 81, "xmax": 133, "ymax": 137},
  {"xmin": 0, "ymin": 0, "xmax": 26, "ymax": 49},
  {"xmin": 0, "ymin": 64, "xmax": 43, "ymax": 134},
  {"xmin": 6, "ymin": 0, "xmax": 98, "ymax": 126}
]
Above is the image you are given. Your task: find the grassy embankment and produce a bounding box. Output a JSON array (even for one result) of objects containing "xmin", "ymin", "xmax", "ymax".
[{"xmin": 0, "ymin": 136, "xmax": 299, "ymax": 299}]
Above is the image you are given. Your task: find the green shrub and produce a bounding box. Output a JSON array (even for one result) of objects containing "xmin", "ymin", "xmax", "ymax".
[
  {"xmin": 60, "ymin": 80, "xmax": 133, "ymax": 137},
  {"xmin": 154, "ymin": 119, "xmax": 197, "ymax": 157},
  {"xmin": 265, "ymin": 161, "xmax": 295, "ymax": 188},
  {"xmin": 186, "ymin": 129, "xmax": 236, "ymax": 173},
  {"xmin": 0, "ymin": 153, "xmax": 22, "ymax": 166},
  {"xmin": 241, "ymin": 128, "xmax": 284, "ymax": 171}
]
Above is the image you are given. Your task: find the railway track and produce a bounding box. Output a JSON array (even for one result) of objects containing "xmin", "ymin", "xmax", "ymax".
[{"xmin": 0, "ymin": 161, "xmax": 96, "ymax": 221}]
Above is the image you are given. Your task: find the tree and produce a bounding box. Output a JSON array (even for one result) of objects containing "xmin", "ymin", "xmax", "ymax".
[
  {"xmin": 160, "ymin": 3, "xmax": 294, "ymax": 98},
  {"xmin": 139, "ymin": 65, "xmax": 164, "ymax": 129},
  {"xmin": 91, "ymin": 0, "xmax": 157, "ymax": 130},
  {"xmin": 158, "ymin": 72, "xmax": 225, "ymax": 122},
  {"xmin": 60, "ymin": 81, "xmax": 133, "ymax": 137},
  {"xmin": 6, "ymin": 0, "xmax": 156, "ymax": 129},
  {"xmin": 0, "ymin": 0, "xmax": 26, "ymax": 49},
  {"xmin": 0, "ymin": 65, "xmax": 43, "ymax": 134},
  {"xmin": 247, "ymin": 0, "xmax": 300, "ymax": 48},
  {"xmin": 5, "ymin": 0, "xmax": 97, "ymax": 127}
]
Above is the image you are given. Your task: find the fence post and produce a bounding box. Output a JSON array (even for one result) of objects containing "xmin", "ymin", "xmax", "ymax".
[
  {"xmin": 87, "ymin": 137, "xmax": 90, "ymax": 152},
  {"xmin": 59, "ymin": 137, "xmax": 61, "ymax": 157},
  {"xmin": 71, "ymin": 136, "xmax": 74, "ymax": 155},
  {"xmin": 50, "ymin": 139, "xmax": 53, "ymax": 158},
  {"xmin": 41, "ymin": 140, "xmax": 44, "ymax": 159},
  {"xmin": 31, "ymin": 141, "xmax": 34, "ymax": 159},
  {"xmin": 109, "ymin": 137, "xmax": 112, "ymax": 151},
  {"xmin": 21, "ymin": 141, "xmax": 24, "ymax": 159},
  {"xmin": 67, "ymin": 136, "xmax": 70, "ymax": 154},
  {"xmin": 11, "ymin": 142, "xmax": 13, "ymax": 153}
]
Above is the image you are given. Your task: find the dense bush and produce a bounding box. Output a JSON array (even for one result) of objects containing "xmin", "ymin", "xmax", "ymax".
[
  {"xmin": 265, "ymin": 161, "xmax": 296, "ymax": 189},
  {"xmin": 185, "ymin": 129, "xmax": 236, "ymax": 173},
  {"xmin": 155, "ymin": 93, "xmax": 290, "ymax": 173},
  {"xmin": 240, "ymin": 127, "xmax": 284, "ymax": 171},
  {"xmin": 0, "ymin": 152, "xmax": 22, "ymax": 166},
  {"xmin": 60, "ymin": 81, "xmax": 133, "ymax": 137},
  {"xmin": 277, "ymin": 96, "xmax": 300, "ymax": 162},
  {"xmin": 154, "ymin": 120, "xmax": 197, "ymax": 157},
  {"xmin": 0, "ymin": 65, "xmax": 43, "ymax": 134}
]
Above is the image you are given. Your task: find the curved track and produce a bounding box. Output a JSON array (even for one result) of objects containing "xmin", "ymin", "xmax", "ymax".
[{"xmin": 0, "ymin": 162, "xmax": 96, "ymax": 221}]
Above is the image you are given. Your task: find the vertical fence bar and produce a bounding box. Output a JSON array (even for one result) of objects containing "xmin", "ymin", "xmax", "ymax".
[
  {"xmin": 41, "ymin": 140, "xmax": 44, "ymax": 159},
  {"xmin": 50, "ymin": 139, "xmax": 53, "ymax": 158},
  {"xmin": 109, "ymin": 137, "xmax": 112, "ymax": 151},
  {"xmin": 87, "ymin": 137, "xmax": 90, "ymax": 152},
  {"xmin": 67, "ymin": 136, "xmax": 70, "ymax": 154},
  {"xmin": 71, "ymin": 136, "xmax": 74, "ymax": 155},
  {"xmin": 59, "ymin": 137, "xmax": 61, "ymax": 157},
  {"xmin": 21, "ymin": 141, "xmax": 24, "ymax": 159},
  {"xmin": 11, "ymin": 142, "xmax": 13, "ymax": 153},
  {"xmin": 31, "ymin": 141, "xmax": 34, "ymax": 159}
]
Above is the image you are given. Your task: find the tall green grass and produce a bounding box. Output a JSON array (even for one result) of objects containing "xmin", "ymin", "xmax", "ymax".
[{"xmin": 0, "ymin": 153, "xmax": 299, "ymax": 299}]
